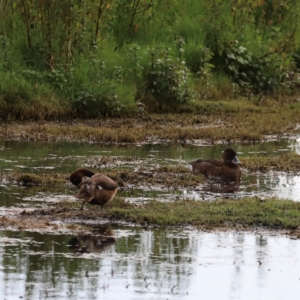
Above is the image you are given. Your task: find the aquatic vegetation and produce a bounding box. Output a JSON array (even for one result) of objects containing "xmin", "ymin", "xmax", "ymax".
[
  {"xmin": 106, "ymin": 167, "xmax": 205, "ymax": 189},
  {"xmin": 242, "ymin": 153, "xmax": 300, "ymax": 173},
  {"xmin": 0, "ymin": 164, "xmax": 204, "ymax": 190},
  {"xmin": 11, "ymin": 172, "xmax": 66, "ymax": 186},
  {"xmin": 154, "ymin": 165, "xmax": 191, "ymax": 174},
  {"xmin": 2, "ymin": 151, "xmax": 300, "ymax": 191}
]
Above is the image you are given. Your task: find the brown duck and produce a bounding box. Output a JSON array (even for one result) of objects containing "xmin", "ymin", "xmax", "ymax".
[
  {"xmin": 189, "ymin": 148, "xmax": 241, "ymax": 184},
  {"xmin": 69, "ymin": 168, "xmax": 119, "ymax": 210}
]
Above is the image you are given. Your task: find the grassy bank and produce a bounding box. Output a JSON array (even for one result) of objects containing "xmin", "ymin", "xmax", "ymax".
[
  {"xmin": 3, "ymin": 196, "xmax": 300, "ymax": 235},
  {"xmin": 104, "ymin": 197, "xmax": 300, "ymax": 229},
  {"xmin": 14, "ymin": 196, "xmax": 300, "ymax": 233},
  {"xmin": 0, "ymin": 98, "xmax": 299, "ymax": 144}
]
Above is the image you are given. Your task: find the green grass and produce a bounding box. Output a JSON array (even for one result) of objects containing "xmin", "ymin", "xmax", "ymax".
[
  {"xmin": 42, "ymin": 196, "xmax": 300, "ymax": 230},
  {"xmin": 0, "ymin": 72, "xmax": 71, "ymax": 121},
  {"xmin": 103, "ymin": 197, "xmax": 300, "ymax": 229},
  {"xmin": 242, "ymin": 153, "xmax": 300, "ymax": 173}
]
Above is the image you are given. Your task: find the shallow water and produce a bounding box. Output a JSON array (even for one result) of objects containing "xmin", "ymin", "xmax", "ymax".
[
  {"xmin": 0, "ymin": 226, "xmax": 300, "ymax": 300},
  {"xmin": 1, "ymin": 140, "xmax": 300, "ymax": 299},
  {"xmin": 0, "ymin": 138, "xmax": 298, "ymax": 172},
  {"xmin": 1, "ymin": 138, "xmax": 300, "ymax": 207}
]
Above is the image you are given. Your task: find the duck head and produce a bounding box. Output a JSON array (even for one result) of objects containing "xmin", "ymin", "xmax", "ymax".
[{"xmin": 223, "ymin": 148, "xmax": 241, "ymax": 165}]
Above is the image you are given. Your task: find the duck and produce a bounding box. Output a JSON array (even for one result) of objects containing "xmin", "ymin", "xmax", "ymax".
[
  {"xmin": 189, "ymin": 148, "xmax": 241, "ymax": 184},
  {"xmin": 69, "ymin": 168, "xmax": 119, "ymax": 210}
]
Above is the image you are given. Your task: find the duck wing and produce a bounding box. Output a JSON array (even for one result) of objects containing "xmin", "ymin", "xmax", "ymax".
[
  {"xmin": 74, "ymin": 181, "xmax": 95, "ymax": 201},
  {"xmin": 89, "ymin": 174, "xmax": 119, "ymax": 190},
  {"xmin": 74, "ymin": 174, "xmax": 118, "ymax": 201},
  {"xmin": 77, "ymin": 174, "xmax": 118, "ymax": 190},
  {"xmin": 192, "ymin": 158, "xmax": 224, "ymax": 167}
]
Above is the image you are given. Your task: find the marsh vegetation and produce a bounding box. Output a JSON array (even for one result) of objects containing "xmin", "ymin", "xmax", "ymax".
[
  {"xmin": 1, "ymin": 0, "xmax": 300, "ymax": 235},
  {"xmin": 1, "ymin": 0, "xmax": 300, "ymax": 120},
  {"xmin": 1, "ymin": 145, "xmax": 300, "ymax": 235},
  {"xmin": 2, "ymin": 3, "xmax": 300, "ymax": 299}
]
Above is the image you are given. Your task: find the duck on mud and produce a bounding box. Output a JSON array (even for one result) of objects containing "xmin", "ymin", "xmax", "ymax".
[
  {"xmin": 69, "ymin": 168, "xmax": 119, "ymax": 210},
  {"xmin": 189, "ymin": 148, "xmax": 241, "ymax": 185}
]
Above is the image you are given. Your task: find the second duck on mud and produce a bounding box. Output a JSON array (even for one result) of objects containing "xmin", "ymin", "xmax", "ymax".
[
  {"xmin": 189, "ymin": 148, "xmax": 241, "ymax": 184},
  {"xmin": 69, "ymin": 168, "xmax": 119, "ymax": 210}
]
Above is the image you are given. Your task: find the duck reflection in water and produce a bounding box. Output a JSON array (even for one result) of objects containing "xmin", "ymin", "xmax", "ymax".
[
  {"xmin": 189, "ymin": 148, "xmax": 242, "ymax": 191},
  {"xmin": 68, "ymin": 226, "xmax": 116, "ymax": 254},
  {"xmin": 68, "ymin": 168, "xmax": 119, "ymax": 210}
]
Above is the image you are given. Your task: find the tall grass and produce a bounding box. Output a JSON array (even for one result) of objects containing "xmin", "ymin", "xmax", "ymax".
[
  {"xmin": 0, "ymin": 72, "xmax": 70, "ymax": 120},
  {"xmin": 0, "ymin": 0, "xmax": 300, "ymax": 119}
]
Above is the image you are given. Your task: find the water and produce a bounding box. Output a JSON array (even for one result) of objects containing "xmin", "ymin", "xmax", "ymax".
[
  {"xmin": 1, "ymin": 139, "xmax": 300, "ymax": 206},
  {"xmin": 0, "ymin": 227, "xmax": 300, "ymax": 300},
  {"xmin": 1, "ymin": 139, "xmax": 300, "ymax": 299},
  {"xmin": 0, "ymin": 138, "xmax": 298, "ymax": 173}
]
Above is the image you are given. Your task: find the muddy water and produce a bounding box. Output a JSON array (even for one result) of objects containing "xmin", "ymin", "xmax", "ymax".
[
  {"xmin": 1, "ymin": 226, "xmax": 300, "ymax": 300},
  {"xmin": 1, "ymin": 138, "xmax": 300, "ymax": 207}
]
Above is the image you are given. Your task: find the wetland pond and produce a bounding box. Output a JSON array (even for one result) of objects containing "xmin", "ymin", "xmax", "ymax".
[{"xmin": 1, "ymin": 138, "xmax": 300, "ymax": 299}]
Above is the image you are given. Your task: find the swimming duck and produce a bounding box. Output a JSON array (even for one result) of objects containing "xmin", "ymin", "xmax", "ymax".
[
  {"xmin": 69, "ymin": 168, "xmax": 119, "ymax": 210},
  {"xmin": 189, "ymin": 148, "xmax": 241, "ymax": 184}
]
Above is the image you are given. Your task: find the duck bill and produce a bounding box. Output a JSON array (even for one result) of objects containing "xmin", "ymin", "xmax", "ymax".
[{"xmin": 233, "ymin": 156, "xmax": 241, "ymax": 165}]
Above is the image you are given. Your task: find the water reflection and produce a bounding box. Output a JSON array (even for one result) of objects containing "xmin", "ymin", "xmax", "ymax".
[
  {"xmin": 0, "ymin": 228, "xmax": 300, "ymax": 299},
  {"xmin": 68, "ymin": 226, "xmax": 116, "ymax": 254}
]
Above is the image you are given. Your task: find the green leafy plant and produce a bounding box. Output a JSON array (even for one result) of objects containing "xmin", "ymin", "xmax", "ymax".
[
  {"xmin": 136, "ymin": 46, "xmax": 192, "ymax": 111},
  {"xmin": 223, "ymin": 41, "xmax": 286, "ymax": 94}
]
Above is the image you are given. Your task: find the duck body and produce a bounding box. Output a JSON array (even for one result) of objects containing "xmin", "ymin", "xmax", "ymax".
[
  {"xmin": 69, "ymin": 168, "xmax": 119, "ymax": 210},
  {"xmin": 189, "ymin": 148, "xmax": 241, "ymax": 184}
]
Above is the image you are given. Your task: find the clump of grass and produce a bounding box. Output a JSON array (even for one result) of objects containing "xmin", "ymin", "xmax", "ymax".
[
  {"xmin": 16, "ymin": 173, "xmax": 43, "ymax": 186},
  {"xmin": 1, "ymin": 166, "xmax": 203, "ymax": 190},
  {"xmin": 104, "ymin": 197, "xmax": 300, "ymax": 229},
  {"xmin": 5, "ymin": 171, "xmax": 67, "ymax": 186},
  {"xmin": 154, "ymin": 165, "xmax": 191, "ymax": 173},
  {"xmin": 106, "ymin": 167, "xmax": 203, "ymax": 189},
  {"xmin": 242, "ymin": 153, "xmax": 300, "ymax": 173}
]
